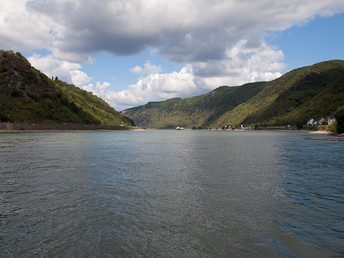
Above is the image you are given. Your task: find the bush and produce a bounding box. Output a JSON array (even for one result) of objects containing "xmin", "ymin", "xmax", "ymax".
[
  {"xmin": 1, "ymin": 66, "xmax": 9, "ymax": 72},
  {"xmin": 327, "ymin": 122, "xmax": 337, "ymax": 133},
  {"xmin": 296, "ymin": 120, "xmax": 304, "ymax": 129},
  {"xmin": 0, "ymin": 112, "xmax": 10, "ymax": 122},
  {"xmin": 11, "ymin": 89, "xmax": 23, "ymax": 97}
]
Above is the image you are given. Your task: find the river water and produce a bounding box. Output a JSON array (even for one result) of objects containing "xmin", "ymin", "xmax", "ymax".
[{"xmin": 1, "ymin": 130, "xmax": 343, "ymax": 257}]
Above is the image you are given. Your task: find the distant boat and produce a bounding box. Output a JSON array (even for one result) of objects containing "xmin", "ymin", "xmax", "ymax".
[{"xmin": 176, "ymin": 127, "xmax": 184, "ymax": 130}]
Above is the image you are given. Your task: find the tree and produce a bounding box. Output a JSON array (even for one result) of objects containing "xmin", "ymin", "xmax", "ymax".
[{"xmin": 334, "ymin": 106, "xmax": 344, "ymax": 134}]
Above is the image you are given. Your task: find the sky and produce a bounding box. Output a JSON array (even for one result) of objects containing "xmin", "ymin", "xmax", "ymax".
[{"xmin": 1, "ymin": 1, "xmax": 344, "ymax": 111}]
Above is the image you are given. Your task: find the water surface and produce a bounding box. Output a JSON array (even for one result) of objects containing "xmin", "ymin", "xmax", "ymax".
[{"xmin": 1, "ymin": 130, "xmax": 343, "ymax": 257}]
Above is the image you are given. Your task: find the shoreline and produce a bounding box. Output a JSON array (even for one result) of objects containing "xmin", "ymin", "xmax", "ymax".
[
  {"xmin": 308, "ymin": 130, "xmax": 335, "ymax": 135},
  {"xmin": 0, "ymin": 122, "xmax": 143, "ymax": 133},
  {"xmin": 0, "ymin": 128, "xmax": 334, "ymax": 134},
  {"xmin": 0, "ymin": 127, "xmax": 146, "ymax": 133},
  {"xmin": 305, "ymin": 137, "xmax": 344, "ymax": 141},
  {"xmin": 0, "ymin": 123, "xmax": 340, "ymax": 136},
  {"xmin": 0, "ymin": 129, "xmax": 144, "ymax": 133}
]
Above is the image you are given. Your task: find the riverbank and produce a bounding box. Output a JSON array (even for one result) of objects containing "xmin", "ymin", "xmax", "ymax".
[
  {"xmin": 305, "ymin": 136, "xmax": 344, "ymax": 141},
  {"xmin": 309, "ymin": 130, "xmax": 336, "ymax": 135},
  {"xmin": 0, "ymin": 122, "xmax": 139, "ymax": 133},
  {"xmin": 305, "ymin": 130, "xmax": 344, "ymax": 141}
]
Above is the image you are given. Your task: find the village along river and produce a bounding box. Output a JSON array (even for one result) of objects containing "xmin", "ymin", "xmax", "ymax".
[{"xmin": 1, "ymin": 130, "xmax": 343, "ymax": 257}]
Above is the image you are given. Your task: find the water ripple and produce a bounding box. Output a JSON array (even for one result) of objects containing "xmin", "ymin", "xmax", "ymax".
[{"xmin": 1, "ymin": 130, "xmax": 344, "ymax": 257}]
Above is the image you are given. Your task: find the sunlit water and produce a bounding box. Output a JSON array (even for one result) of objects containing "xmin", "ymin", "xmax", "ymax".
[{"xmin": 1, "ymin": 130, "xmax": 343, "ymax": 257}]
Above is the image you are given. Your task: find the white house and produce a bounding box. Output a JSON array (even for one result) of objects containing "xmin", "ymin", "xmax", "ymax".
[
  {"xmin": 318, "ymin": 117, "xmax": 327, "ymax": 125},
  {"xmin": 307, "ymin": 118, "xmax": 315, "ymax": 126},
  {"xmin": 306, "ymin": 117, "xmax": 336, "ymax": 127}
]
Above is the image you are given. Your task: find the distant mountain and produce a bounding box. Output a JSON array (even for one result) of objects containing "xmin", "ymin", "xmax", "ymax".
[
  {"xmin": 0, "ymin": 50, "xmax": 134, "ymax": 126},
  {"xmin": 122, "ymin": 60, "xmax": 344, "ymax": 129}
]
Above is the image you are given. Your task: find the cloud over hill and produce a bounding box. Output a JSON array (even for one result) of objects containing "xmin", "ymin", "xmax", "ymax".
[{"xmin": 1, "ymin": 0, "xmax": 343, "ymax": 110}]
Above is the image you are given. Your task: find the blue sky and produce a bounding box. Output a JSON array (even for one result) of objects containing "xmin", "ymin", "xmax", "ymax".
[
  {"xmin": 81, "ymin": 50, "xmax": 183, "ymax": 93},
  {"xmin": 83, "ymin": 13, "xmax": 344, "ymax": 93},
  {"xmin": 1, "ymin": 1, "xmax": 344, "ymax": 110},
  {"xmin": 268, "ymin": 13, "xmax": 344, "ymax": 71}
]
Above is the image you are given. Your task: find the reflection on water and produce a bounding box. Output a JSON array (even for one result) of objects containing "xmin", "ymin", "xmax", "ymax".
[{"xmin": 1, "ymin": 130, "xmax": 344, "ymax": 257}]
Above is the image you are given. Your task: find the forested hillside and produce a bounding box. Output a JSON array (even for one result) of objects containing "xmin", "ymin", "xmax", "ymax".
[
  {"xmin": 123, "ymin": 60, "xmax": 344, "ymax": 129},
  {"xmin": 0, "ymin": 50, "xmax": 134, "ymax": 126}
]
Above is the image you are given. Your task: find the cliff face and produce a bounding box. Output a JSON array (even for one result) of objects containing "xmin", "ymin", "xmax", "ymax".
[{"xmin": 0, "ymin": 50, "xmax": 134, "ymax": 126}]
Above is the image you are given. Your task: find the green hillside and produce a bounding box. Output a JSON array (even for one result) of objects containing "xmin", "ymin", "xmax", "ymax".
[
  {"xmin": 0, "ymin": 50, "xmax": 134, "ymax": 126},
  {"xmin": 228, "ymin": 60, "xmax": 344, "ymax": 127},
  {"xmin": 122, "ymin": 60, "xmax": 344, "ymax": 129},
  {"xmin": 122, "ymin": 82, "xmax": 265, "ymax": 129}
]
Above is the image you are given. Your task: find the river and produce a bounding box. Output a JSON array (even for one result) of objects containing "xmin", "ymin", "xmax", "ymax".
[{"xmin": 1, "ymin": 130, "xmax": 343, "ymax": 257}]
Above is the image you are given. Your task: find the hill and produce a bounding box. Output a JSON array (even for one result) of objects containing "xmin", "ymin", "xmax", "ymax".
[
  {"xmin": 0, "ymin": 50, "xmax": 134, "ymax": 126},
  {"xmin": 122, "ymin": 82, "xmax": 265, "ymax": 129},
  {"xmin": 122, "ymin": 60, "xmax": 344, "ymax": 129}
]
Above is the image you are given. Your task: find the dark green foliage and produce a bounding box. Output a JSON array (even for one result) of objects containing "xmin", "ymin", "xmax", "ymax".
[
  {"xmin": 334, "ymin": 106, "xmax": 344, "ymax": 134},
  {"xmin": 11, "ymin": 89, "xmax": 23, "ymax": 97},
  {"xmin": 21, "ymin": 71, "xmax": 36, "ymax": 86},
  {"xmin": 242, "ymin": 72, "xmax": 325, "ymax": 125},
  {"xmin": 203, "ymin": 83, "xmax": 265, "ymax": 126},
  {"xmin": 0, "ymin": 109, "xmax": 10, "ymax": 122},
  {"xmin": 1, "ymin": 66, "xmax": 9, "ymax": 72}
]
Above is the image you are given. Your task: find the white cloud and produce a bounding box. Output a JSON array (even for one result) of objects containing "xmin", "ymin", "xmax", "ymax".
[
  {"xmin": 82, "ymin": 81, "xmax": 111, "ymax": 99},
  {"xmin": 3, "ymin": 1, "xmax": 344, "ymax": 111},
  {"xmin": 96, "ymin": 81, "xmax": 110, "ymax": 93},
  {"xmin": 24, "ymin": 0, "xmax": 344, "ymax": 63},
  {"xmin": 129, "ymin": 66, "xmax": 143, "ymax": 75},
  {"xmin": 70, "ymin": 70, "xmax": 93, "ymax": 87},
  {"xmin": 142, "ymin": 61, "xmax": 162, "ymax": 75},
  {"xmin": 97, "ymin": 39, "xmax": 285, "ymax": 110},
  {"xmin": 51, "ymin": 48, "xmax": 95, "ymax": 64},
  {"xmin": 4, "ymin": 1, "xmax": 344, "ymax": 62},
  {"xmin": 0, "ymin": 0, "xmax": 54, "ymax": 52},
  {"xmin": 28, "ymin": 54, "xmax": 79, "ymax": 82},
  {"xmin": 129, "ymin": 61, "xmax": 162, "ymax": 76},
  {"xmin": 103, "ymin": 65, "xmax": 196, "ymax": 110},
  {"xmin": 82, "ymin": 84, "xmax": 94, "ymax": 92},
  {"xmin": 28, "ymin": 54, "xmax": 92, "ymax": 87},
  {"xmin": 192, "ymin": 39, "xmax": 285, "ymax": 88}
]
